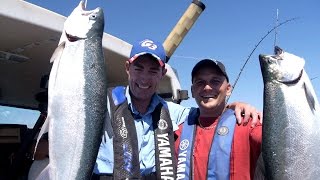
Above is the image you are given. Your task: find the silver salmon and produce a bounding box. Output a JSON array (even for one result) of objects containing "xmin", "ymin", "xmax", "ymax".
[
  {"xmin": 259, "ymin": 46, "xmax": 320, "ymax": 180},
  {"xmin": 35, "ymin": 1, "xmax": 106, "ymax": 179}
]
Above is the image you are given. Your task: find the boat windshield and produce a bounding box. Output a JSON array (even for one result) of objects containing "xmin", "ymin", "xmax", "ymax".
[{"xmin": 0, "ymin": 105, "xmax": 40, "ymax": 128}]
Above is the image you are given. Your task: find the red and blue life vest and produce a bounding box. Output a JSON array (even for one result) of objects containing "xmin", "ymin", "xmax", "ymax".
[{"xmin": 177, "ymin": 108, "xmax": 236, "ymax": 180}]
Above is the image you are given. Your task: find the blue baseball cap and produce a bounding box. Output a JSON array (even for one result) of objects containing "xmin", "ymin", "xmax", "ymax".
[{"xmin": 129, "ymin": 39, "xmax": 167, "ymax": 67}]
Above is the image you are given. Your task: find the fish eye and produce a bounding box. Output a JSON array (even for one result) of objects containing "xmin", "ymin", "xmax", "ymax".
[{"xmin": 90, "ymin": 14, "xmax": 97, "ymax": 20}]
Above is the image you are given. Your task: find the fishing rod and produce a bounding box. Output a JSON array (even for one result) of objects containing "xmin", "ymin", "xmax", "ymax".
[
  {"xmin": 162, "ymin": 0, "xmax": 206, "ymax": 103},
  {"xmin": 226, "ymin": 17, "xmax": 298, "ymax": 103},
  {"xmin": 274, "ymin": 9, "xmax": 279, "ymax": 48},
  {"xmin": 311, "ymin": 76, "xmax": 318, "ymax": 81},
  {"xmin": 163, "ymin": 0, "xmax": 206, "ymax": 62}
]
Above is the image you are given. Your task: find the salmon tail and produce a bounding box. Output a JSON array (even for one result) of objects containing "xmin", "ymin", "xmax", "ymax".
[{"xmin": 304, "ymin": 82, "xmax": 316, "ymax": 113}]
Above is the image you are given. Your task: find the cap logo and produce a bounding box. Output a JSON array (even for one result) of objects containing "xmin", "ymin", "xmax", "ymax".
[{"xmin": 141, "ymin": 39, "xmax": 157, "ymax": 50}]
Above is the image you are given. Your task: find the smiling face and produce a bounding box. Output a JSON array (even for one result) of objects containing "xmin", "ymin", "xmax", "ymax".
[
  {"xmin": 125, "ymin": 54, "xmax": 167, "ymax": 104},
  {"xmin": 191, "ymin": 67, "xmax": 232, "ymax": 117}
]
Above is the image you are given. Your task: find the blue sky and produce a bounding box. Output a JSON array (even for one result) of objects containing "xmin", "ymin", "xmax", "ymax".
[{"xmin": 3, "ymin": 0, "xmax": 318, "ymax": 126}]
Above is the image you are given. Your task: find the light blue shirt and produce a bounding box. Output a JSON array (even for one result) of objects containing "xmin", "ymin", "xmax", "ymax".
[{"xmin": 94, "ymin": 87, "xmax": 190, "ymax": 175}]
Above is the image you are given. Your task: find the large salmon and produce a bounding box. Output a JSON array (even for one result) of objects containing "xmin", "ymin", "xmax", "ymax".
[
  {"xmin": 259, "ymin": 46, "xmax": 320, "ymax": 179},
  {"xmin": 35, "ymin": 1, "xmax": 107, "ymax": 179}
]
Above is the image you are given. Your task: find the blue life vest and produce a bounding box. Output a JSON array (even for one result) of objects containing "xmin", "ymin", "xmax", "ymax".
[{"xmin": 176, "ymin": 108, "xmax": 236, "ymax": 180}]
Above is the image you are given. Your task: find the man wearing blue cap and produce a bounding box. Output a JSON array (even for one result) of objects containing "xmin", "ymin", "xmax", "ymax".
[{"xmin": 92, "ymin": 39, "xmax": 261, "ymax": 179}]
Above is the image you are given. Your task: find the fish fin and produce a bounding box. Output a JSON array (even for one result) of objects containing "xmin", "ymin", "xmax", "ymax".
[
  {"xmin": 35, "ymin": 164, "xmax": 50, "ymax": 180},
  {"xmin": 33, "ymin": 117, "xmax": 50, "ymax": 159},
  {"xmin": 28, "ymin": 158, "xmax": 49, "ymax": 180},
  {"xmin": 49, "ymin": 41, "xmax": 65, "ymax": 63},
  {"xmin": 304, "ymin": 82, "xmax": 316, "ymax": 112},
  {"xmin": 254, "ymin": 154, "xmax": 266, "ymax": 180},
  {"xmin": 105, "ymin": 96, "xmax": 114, "ymax": 138}
]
